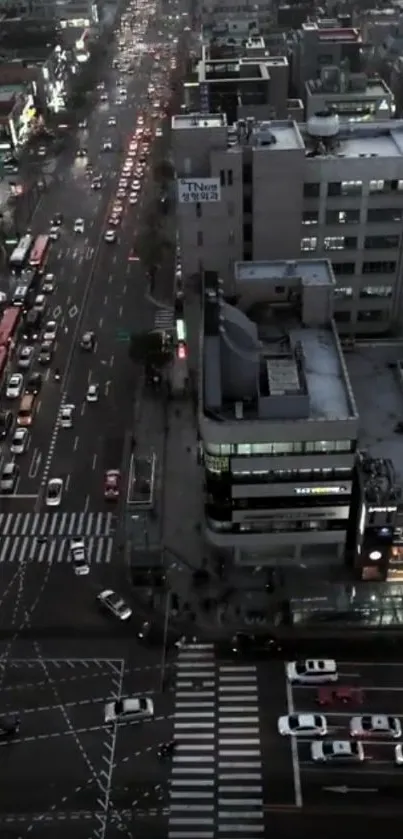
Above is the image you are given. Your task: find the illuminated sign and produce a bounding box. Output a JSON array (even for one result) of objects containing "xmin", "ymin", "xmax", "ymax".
[
  {"xmin": 205, "ymin": 454, "xmax": 229, "ymax": 473},
  {"xmin": 295, "ymin": 486, "xmax": 348, "ymax": 495},
  {"xmin": 177, "ymin": 178, "xmax": 221, "ymax": 203}
]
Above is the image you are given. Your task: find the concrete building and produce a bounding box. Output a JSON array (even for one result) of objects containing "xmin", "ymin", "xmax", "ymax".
[
  {"xmin": 290, "ymin": 21, "xmax": 363, "ymax": 100},
  {"xmin": 199, "ymin": 264, "xmax": 399, "ymax": 586},
  {"xmin": 0, "ymin": 45, "xmax": 73, "ymax": 116},
  {"xmin": 201, "ymin": 0, "xmax": 273, "ymax": 35},
  {"xmin": 200, "ymin": 261, "xmax": 361, "ymax": 567},
  {"xmin": 184, "ymin": 51, "xmax": 292, "ymax": 123},
  {"xmin": 0, "ymin": 0, "xmax": 102, "ymax": 26},
  {"xmin": 172, "ymin": 111, "xmax": 403, "ymax": 335},
  {"xmin": 305, "ymin": 70, "xmax": 394, "ymax": 122}
]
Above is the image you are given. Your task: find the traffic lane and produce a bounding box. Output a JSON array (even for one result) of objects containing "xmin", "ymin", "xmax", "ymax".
[
  {"xmin": 297, "ymin": 739, "xmax": 403, "ymax": 809},
  {"xmin": 257, "ymin": 662, "xmax": 298, "ymax": 805},
  {"xmin": 291, "ymin": 683, "xmax": 403, "ymax": 716},
  {"xmin": 263, "ymin": 811, "xmax": 403, "ymax": 838},
  {"xmin": 113, "ymin": 711, "xmax": 175, "ymax": 809}
]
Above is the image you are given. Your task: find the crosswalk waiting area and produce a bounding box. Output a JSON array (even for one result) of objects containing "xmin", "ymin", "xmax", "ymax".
[{"xmin": 169, "ymin": 642, "xmax": 265, "ymax": 839}]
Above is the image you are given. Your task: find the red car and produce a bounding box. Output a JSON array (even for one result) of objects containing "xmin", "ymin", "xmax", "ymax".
[
  {"xmin": 316, "ymin": 686, "xmax": 364, "ymax": 706},
  {"xmin": 104, "ymin": 470, "xmax": 121, "ymax": 500}
]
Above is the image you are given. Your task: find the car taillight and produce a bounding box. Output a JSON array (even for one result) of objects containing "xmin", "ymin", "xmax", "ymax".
[{"xmin": 177, "ymin": 342, "xmax": 187, "ymax": 360}]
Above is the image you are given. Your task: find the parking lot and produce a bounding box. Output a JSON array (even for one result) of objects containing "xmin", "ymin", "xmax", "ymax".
[{"xmin": 269, "ymin": 661, "xmax": 403, "ymax": 811}]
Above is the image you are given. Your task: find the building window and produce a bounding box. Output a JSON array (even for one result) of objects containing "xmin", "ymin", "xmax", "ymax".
[
  {"xmin": 301, "ymin": 237, "xmax": 317, "ymax": 252},
  {"xmin": 360, "ymin": 286, "xmax": 393, "ymax": 298},
  {"xmin": 204, "ymin": 440, "xmax": 354, "ymax": 456},
  {"xmin": 369, "ymin": 179, "xmax": 385, "ymax": 193},
  {"xmin": 196, "ymin": 202, "xmax": 202, "ymax": 218},
  {"xmin": 363, "ymin": 261, "xmax": 396, "ymax": 274},
  {"xmin": 220, "ymin": 169, "xmax": 225, "ymax": 187},
  {"xmin": 243, "ymin": 195, "xmax": 252, "ymax": 213},
  {"xmin": 227, "ymin": 169, "xmax": 233, "ymax": 186},
  {"xmin": 357, "ymin": 309, "xmax": 385, "ymax": 322},
  {"xmin": 326, "ymin": 209, "xmax": 360, "ymax": 225},
  {"xmin": 332, "ymin": 262, "xmax": 356, "ymax": 275},
  {"xmin": 367, "ymin": 208, "xmax": 403, "ymax": 223},
  {"xmin": 197, "ymin": 230, "xmax": 203, "ymax": 247},
  {"xmin": 302, "ymin": 210, "xmax": 319, "ymax": 225},
  {"xmin": 334, "ymin": 287, "xmax": 353, "ymax": 299},
  {"xmin": 303, "ymin": 182, "xmax": 320, "ymax": 198},
  {"xmin": 243, "ymin": 163, "xmax": 252, "ymax": 184},
  {"xmin": 364, "ymin": 235, "xmax": 399, "ymax": 249},
  {"xmin": 324, "ymin": 236, "xmax": 357, "ymax": 251},
  {"xmin": 334, "ymin": 311, "xmax": 351, "ymax": 323},
  {"xmin": 243, "ymin": 223, "xmax": 252, "ymax": 242},
  {"xmin": 328, "ymin": 181, "xmax": 362, "ymax": 196},
  {"xmin": 391, "ymin": 180, "xmax": 403, "ymax": 191}
]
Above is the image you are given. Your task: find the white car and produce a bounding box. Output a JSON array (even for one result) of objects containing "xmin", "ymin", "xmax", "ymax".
[
  {"xmin": 70, "ymin": 539, "xmax": 89, "ymax": 576},
  {"xmin": 10, "ymin": 427, "xmax": 29, "ymax": 455},
  {"xmin": 286, "ymin": 659, "xmax": 338, "ymax": 684},
  {"xmin": 60, "ymin": 404, "xmax": 74, "ymax": 428},
  {"xmin": 108, "ymin": 116, "xmax": 117, "ymax": 126},
  {"xmin": 102, "ymin": 140, "xmax": 112, "ymax": 151},
  {"xmin": 74, "ymin": 218, "xmax": 85, "ymax": 233},
  {"xmin": 97, "ymin": 588, "xmax": 132, "ymax": 621},
  {"xmin": 18, "ymin": 345, "xmax": 33, "ymax": 369},
  {"xmin": 6, "ymin": 373, "xmax": 23, "ymax": 399},
  {"xmin": 104, "ymin": 229, "xmax": 117, "ymax": 243},
  {"xmin": 129, "ymin": 194, "xmax": 138, "ymax": 204},
  {"xmin": 350, "ymin": 714, "xmax": 401, "ymax": 739},
  {"xmin": 395, "ymin": 744, "xmax": 403, "ymax": 765},
  {"xmin": 42, "ymin": 274, "xmax": 55, "ymax": 294},
  {"xmin": 46, "ymin": 478, "xmax": 63, "ymax": 507},
  {"xmin": 311, "ymin": 740, "xmax": 365, "ymax": 764},
  {"xmin": 104, "ymin": 696, "xmax": 154, "ymax": 724},
  {"xmin": 34, "ymin": 294, "xmax": 46, "ymax": 313},
  {"xmin": 278, "ymin": 713, "xmax": 327, "ymax": 737},
  {"xmin": 156, "ymin": 127, "xmax": 163, "ymax": 138},
  {"xmin": 43, "ymin": 320, "xmax": 57, "ymax": 342},
  {"xmin": 0, "ymin": 462, "xmax": 18, "ymax": 493},
  {"xmin": 49, "ymin": 226, "xmax": 59, "ymax": 240},
  {"xmin": 86, "ymin": 383, "xmax": 99, "ymax": 402},
  {"xmin": 131, "ymin": 180, "xmax": 141, "ymax": 192}
]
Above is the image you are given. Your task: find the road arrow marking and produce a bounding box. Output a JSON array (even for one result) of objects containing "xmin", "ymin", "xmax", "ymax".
[{"xmin": 323, "ymin": 786, "xmax": 379, "ymax": 794}]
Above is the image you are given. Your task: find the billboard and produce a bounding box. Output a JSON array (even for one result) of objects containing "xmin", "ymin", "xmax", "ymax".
[{"xmin": 177, "ymin": 177, "xmax": 221, "ymax": 203}]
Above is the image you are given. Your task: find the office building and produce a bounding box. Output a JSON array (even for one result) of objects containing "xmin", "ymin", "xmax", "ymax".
[
  {"xmin": 201, "ymin": 0, "xmax": 273, "ymax": 35},
  {"xmin": 305, "ymin": 70, "xmax": 394, "ymax": 122},
  {"xmin": 184, "ymin": 50, "xmax": 291, "ymax": 123},
  {"xmin": 172, "ymin": 111, "xmax": 403, "ymax": 335},
  {"xmin": 290, "ymin": 21, "xmax": 363, "ymax": 100},
  {"xmin": 0, "ymin": 0, "xmax": 101, "ymax": 27},
  {"xmin": 200, "ymin": 264, "xmax": 400, "ymax": 587},
  {"xmin": 200, "ymin": 261, "xmax": 360, "ymax": 567}
]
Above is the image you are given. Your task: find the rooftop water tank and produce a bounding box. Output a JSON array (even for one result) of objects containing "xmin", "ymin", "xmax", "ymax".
[{"xmin": 307, "ymin": 110, "xmax": 340, "ymax": 139}]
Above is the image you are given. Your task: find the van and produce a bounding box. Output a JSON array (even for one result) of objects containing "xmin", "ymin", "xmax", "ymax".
[{"xmin": 17, "ymin": 393, "xmax": 36, "ymax": 426}]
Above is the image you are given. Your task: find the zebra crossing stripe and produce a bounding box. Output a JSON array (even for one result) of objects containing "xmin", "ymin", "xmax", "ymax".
[
  {"xmin": 0, "ymin": 536, "xmax": 114, "ymax": 564},
  {"xmin": 0, "ymin": 512, "xmax": 114, "ymax": 537}
]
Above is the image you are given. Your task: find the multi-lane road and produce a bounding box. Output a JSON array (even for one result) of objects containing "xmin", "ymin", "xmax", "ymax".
[{"xmin": 0, "ymin": 0, "xmax": 187, "ymax": 639}]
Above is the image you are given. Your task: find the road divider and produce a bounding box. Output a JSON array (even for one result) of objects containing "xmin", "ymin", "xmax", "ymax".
[{"xmin": 28, "ymin": 449, "xmax": 42, "ymax": 480}]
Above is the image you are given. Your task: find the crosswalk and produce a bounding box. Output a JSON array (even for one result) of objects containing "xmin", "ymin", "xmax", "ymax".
[
  {"xmin": 0, "ymin": 512, "xmax": 115, "ymax": 538},
  {"xmin": 169, "ymin": 643, "xmax": 264, "ymax": 839},
  {"xmin": 154, "ymin": 307, "xmax": 174, "ymax": 331},
  {"xmin": 0, "ymin": 536, "xmax": 113, "ymax": 564}
]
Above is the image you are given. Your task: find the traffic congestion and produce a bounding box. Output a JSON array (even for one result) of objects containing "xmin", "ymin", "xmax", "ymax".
[{"xmin": 0, "ymin": 0, "xmax": 186, "ymax": 524}]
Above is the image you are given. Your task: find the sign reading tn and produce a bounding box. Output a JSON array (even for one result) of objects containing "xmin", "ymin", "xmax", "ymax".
[{"xmin": 177, "ymin": 178, "xmax": 221, "ymax": 204}]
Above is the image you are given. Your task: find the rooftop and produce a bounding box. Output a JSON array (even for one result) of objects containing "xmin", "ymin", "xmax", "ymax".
[
  {"xmin": 306, "ymin": 77, "xmax": 391, "ymax": 99},
  {"xmin": 172, "ymin": 113, "xmax": 227, "ymax": 130},
  {"xmin": 302, "ymin": 22, "xmax": 361, "ymax": 42},
  {"xmin": 346, "ymin": 343, "xmax": 403, "ymax": 490},
  {"xmin": 300, "ymin": 118, "xmax": 403, "ymax": 158},
  {"xmin": 202, "ymin": 262, "xmax": 356, "ymax": 426}
]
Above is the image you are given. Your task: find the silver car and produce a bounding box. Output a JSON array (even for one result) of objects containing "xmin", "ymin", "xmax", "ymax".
[{"xmin": 97, "ymin": 589, "xmax": 132, "ymax": 621}]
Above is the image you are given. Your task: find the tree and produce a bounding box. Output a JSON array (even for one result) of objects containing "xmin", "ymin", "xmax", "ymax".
[
  {"xmin": 128, "ymin": 331, "xmax": 171, "ymax": 370},
  {"xmin": 153, "ymin": 159, "xmax": 174, "ymax": 184},
  {"xmin": 135, "ymin": 209, "xmax": 173, "ymax": 285}
]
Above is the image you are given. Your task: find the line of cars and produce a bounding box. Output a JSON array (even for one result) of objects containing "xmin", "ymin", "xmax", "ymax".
[{"xmin": 283, "ymin": 658, "xmax": 403, "ymax": 766}]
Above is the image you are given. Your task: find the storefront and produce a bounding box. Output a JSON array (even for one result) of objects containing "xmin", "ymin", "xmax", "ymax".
[{"xmin": 8, "ymin": 94, "xmax": 36, "ymax": 149}]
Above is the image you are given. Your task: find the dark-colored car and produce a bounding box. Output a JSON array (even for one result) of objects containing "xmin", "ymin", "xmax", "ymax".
[
  {"xmin": 0, "ymin": 410, "xmax": 13, "ymax": 439},
  {"xmin": 26, "ymin": 373, "xmax": 42, "ymax": 395},
  {"xmin": 80, "ymin": 331, "xmax": 95, "ymax": 351},
  {"xmin": 23, "ymin": 310, "xmax": 41, "ymax": 341},
  {"xmin": 228, "ymin": 633, "xmax": 283, "ymax": 659},
  {"xmin": 38, "ymin": 341, "xmax": 54, "ymax": 365},
  {"xmin": 52, "ymin": 213, "xmax": 63, "ymax": 226}
]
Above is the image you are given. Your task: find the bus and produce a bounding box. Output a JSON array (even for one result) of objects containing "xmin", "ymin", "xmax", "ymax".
[
  {"xmin": 9, "ymin": 235, "xmax": 34, "ymax": 273},
  {"xmin": 0, "ymin": 307, "xmax": 21, "ymax": 348},
  {"xmin": 29, "ymin": 235, "xmax": 50, "ymax": 273}
]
